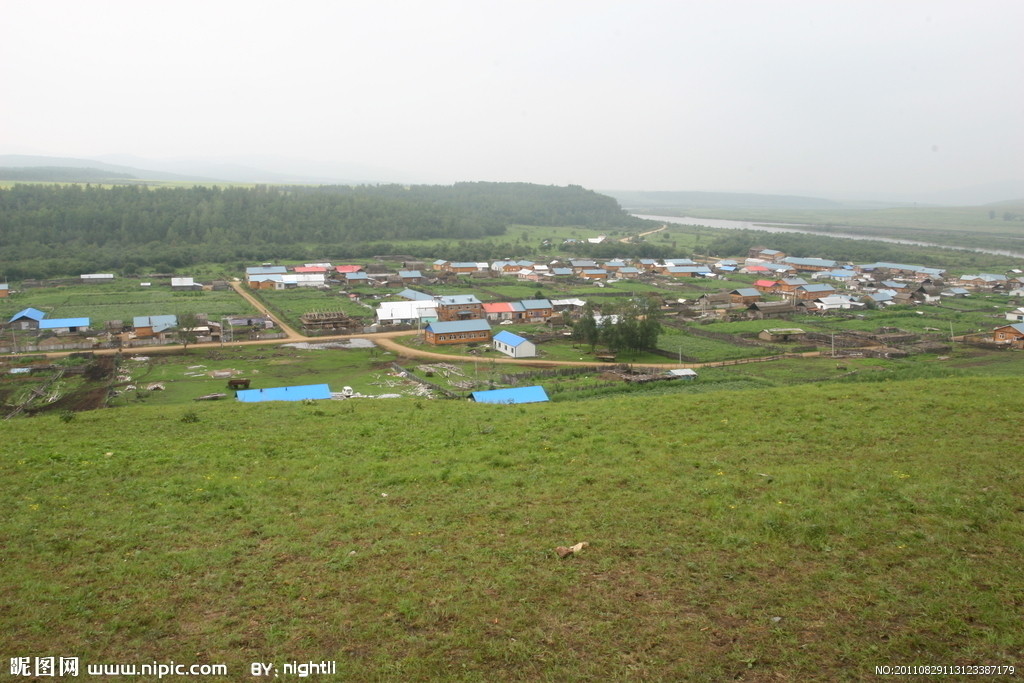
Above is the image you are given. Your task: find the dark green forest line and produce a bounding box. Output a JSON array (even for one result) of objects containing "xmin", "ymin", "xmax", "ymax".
[{"xmin": 0, "ymin": 182, "xmax": 645, "ymax": 278}]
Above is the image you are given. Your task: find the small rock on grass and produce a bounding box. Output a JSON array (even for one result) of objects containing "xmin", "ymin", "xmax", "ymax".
[{"xmin": 555, "ymin": 542, "xmax": 589, "ymax": 558}]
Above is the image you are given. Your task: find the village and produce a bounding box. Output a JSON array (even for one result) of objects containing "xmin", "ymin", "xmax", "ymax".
[{"xmin": 4, "ymin": 242, "xmax": 1024, "ymax": 359}]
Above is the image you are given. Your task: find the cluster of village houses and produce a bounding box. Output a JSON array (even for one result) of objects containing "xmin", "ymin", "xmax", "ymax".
[{"xmin": 5, "ymin": 246, "xmax": 1024, "ymax": 351}]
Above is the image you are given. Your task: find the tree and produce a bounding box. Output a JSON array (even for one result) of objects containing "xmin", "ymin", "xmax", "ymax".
[
  {"xmin": 175, "ymin": 312, "xmax": 202, "ymax": 351},
  {"xmin": 601, "ymin": 298, "xmax": 663, "ymax": 356},
  {"xmin": 636, "ymin": 297, "xmax": 663, "ymax": 351},
  {"xmin": 573, "ymin": 302, "xmax": 600, "ymax": 350}
]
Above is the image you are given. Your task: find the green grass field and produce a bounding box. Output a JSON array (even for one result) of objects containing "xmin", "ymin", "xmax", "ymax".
[
  {"xmin": 114, "ymin": 345, "xmax": 405, "ymax": 405},
  {"xmin": 2, "ymin": 377, "xmax": 1021, "ymax": 680},
  {"xmin": 0, "ymin": 281, "xmax": 259, "ymax": 326}
]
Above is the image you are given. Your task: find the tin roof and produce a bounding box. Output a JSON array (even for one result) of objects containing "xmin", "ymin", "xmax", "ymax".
[
  {"xmin": 399, "ymin": 288, "xmax": 434, "ymax": 301},
  {"xmin": 493, "ymin": 330, "xmax": 528, "ymax": 347},
  {"xmin": 133, "ymin": 315, "xmax": 177, "ymax": 332},
  {"xmin": 471, "ymin": 386, "xmax": 549, "ymax": 404},
  {"xmin": 8, "ymin": 307, "xmax": 45, "ymax": 323},
  {"xmin": 39, "ymin": 317, "xmax": 90, "ymax": 329},
  {"xmin": 425, "ymin": 320, "xmax": 491, "ymax": 334},
  {"xmin": 437, "ymin": 295, "xmax": 482, "ymax": 306},
  {"xmin": 236, "ymin": 384, "xmax": 333, "ymax": 403}
]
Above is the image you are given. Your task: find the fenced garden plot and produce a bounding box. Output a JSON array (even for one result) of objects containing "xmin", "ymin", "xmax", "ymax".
[
  {"xmin": 250, "ymin": 288, "xmax": 376, "ymax": 331},
  {"xmin": 107, "ymin": 345, "xmax": 398, "ymax": 406},
  {"xmin": 0, "ymin": 281, "xmax": 260, "ymax": 327},
  {"xmin": 657, "ymin": 327, "xmax": 785, "ymax": 363}
]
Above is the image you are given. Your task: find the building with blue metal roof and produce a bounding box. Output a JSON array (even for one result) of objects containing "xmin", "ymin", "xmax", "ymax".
[
  {"xmin": 245, "ymin": 266, "xmax": 288, "ymax": 275},
  {"xmin": 398, "ymin": 289, "xmax": 434, "ymax": 301},
  {"xmin": 423, "ymin": 319, "xmax": 491, "ymax": 345},
  {"xmin": 133, "ymin": 315, "xmax": 178, "ymax": 335},
  {"xmin": 236, "ymin": 384, "xmax": 332, "ymax": 403},
  {"xmin": 471, "ymin": 386, "xmax": 550, "ymax": 404},
  {"xmin": 492, "ymin": 330, "xmax": 536, "ymax": 358},
  {"xmin": 784, "ymin": 257, "xmax": 838, "ymax": 270},
  {"xmin": 38, "ymin": 318, "xmax": 90, "ymax": 332},
  {"xmin": 8, "ymin": 307, "xmax": 45, "ymax": 324}
]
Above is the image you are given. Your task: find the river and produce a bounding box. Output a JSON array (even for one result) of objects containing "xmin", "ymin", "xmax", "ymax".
[{"xmin": 632, "ymin": 214, "xmax": 1024, "ymax": 260}]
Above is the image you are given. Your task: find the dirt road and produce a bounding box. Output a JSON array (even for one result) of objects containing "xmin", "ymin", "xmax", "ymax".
[
  {"xmin": 228, "ymin": 280, "xmax": 304, "ymax": 340},
  {"xmin": 619, "ymin": 225, "xmax": 667, "ymax": 242}
]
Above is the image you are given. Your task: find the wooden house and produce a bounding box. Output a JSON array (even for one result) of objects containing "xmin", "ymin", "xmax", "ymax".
[
  {"xmin": 579, "ymin": 269, "xmax": 609, "ymax": 280},
  {"xmin": 775, "ymin": 277, "xmax": 808, "ymax": 293},
  {"xmin": 132, "ymin": 315, "xmax": 178, "ymax": 340},
  {"xmin": 696, "ymin": 292, "xmax": 733, "ymax": 308},
  {"xmin": 794, "ymin": 284, "xmax": 836, "ymax": 300},
  {"xmin": 6, "ymin": 307, "xmax": 45, "ymax": 330},
  {"xmin": 398, "ymin": 270, "xmax": 424, "ymax": 284},
  {"xmin": 730, "ymin": 288, "xmax": 762, "ymax": 305},
  {"xmin": 482, "ymin": 302, "xmax": 524, "ymax": 322},
  {"xmin": 758, "ymin": 328, "xmax": 806, "ymax": 342},
  {"xmin": 992, "ymin": 323, "xmax": 1024, "ymax": 348},
  {"xmin": 748, "ymin": 246, "xmax": 786, "ymax": 261},
  {"xmin": 569, "ymin": 259, "xmax": 599, "ymax": 272},
  {"xmin": 423, "ymin": 319, "xmax": 492, "ymax": 345},
  {"xmin": 520, "ymin": 299, "xmax": 554, "ymax": 321},
  {"xmin": 436, "ymin": 295, "xmax": 485, "ymax": 322},
  {"xmin": 443, "ymin": 262, "xmax": 481, "ymax": 275},
  {"xmin": 783, "ymin": 257, "xmax": 838, "ymax": 273},
  {"xmin": 747, "ymin": 301, "xmax": 799, "ymax": 318}
]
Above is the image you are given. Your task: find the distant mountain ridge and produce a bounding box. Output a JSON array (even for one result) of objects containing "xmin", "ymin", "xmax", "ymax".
[
  {"xmin": 0, "ymin": 155, "xmax": 212, "ymax": 182},
  {"xmin": 0, "ymin": 154, "xmax": 412, "ymax": 185},
  {"xmin": 0, "ymin": 166, "xmax": 136, "ymax": 182}
]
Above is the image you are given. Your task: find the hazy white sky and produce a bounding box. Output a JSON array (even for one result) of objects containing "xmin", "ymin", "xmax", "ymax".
[{"xmin": 2, "ymin": 0, "xmax": 1021, "ymax": 195}]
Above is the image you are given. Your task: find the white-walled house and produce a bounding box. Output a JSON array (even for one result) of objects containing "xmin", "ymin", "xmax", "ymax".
[{"xmin": 492, "ymin": 330, "xmax": 536, "ymax": 358}]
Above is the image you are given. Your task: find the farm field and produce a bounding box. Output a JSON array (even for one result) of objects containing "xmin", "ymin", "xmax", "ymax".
[
  {"xmin": 250, "ymin": 287, "xmax": 378, "ymax": 330},
  {"xmin": 2, "ymin": 377, "xmax": 1021, "ymax": 680},
  {"xmin": 0, "ymin": 281, "xmax": 259, "ymax": 326}
]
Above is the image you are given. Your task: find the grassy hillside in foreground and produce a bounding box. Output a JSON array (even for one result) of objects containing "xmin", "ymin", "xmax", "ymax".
[{"xmin": 2, "ymin": 378, "xmax": 1022, "ymax": 681}]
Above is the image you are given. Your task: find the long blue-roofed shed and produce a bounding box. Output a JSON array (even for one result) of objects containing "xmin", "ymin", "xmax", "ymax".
[
  {"xmin": 470, "ymin": 386, "xmax": 549, "ymax": 404},
  {"xmin": 236, "ymin": 384, "xmax": 332, "ymax": 403}
]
